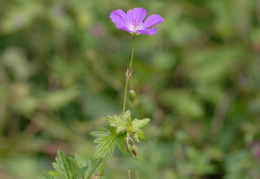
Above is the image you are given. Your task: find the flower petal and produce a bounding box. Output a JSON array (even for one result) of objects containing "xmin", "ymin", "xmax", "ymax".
[
  {"xmin": 126, "ymin": 7, "xmax": 147, "ymax": 25},
  {"xmin": 140, "ymin": 14, "xmax": 164, "ymax": 30},
  {"xmin": 136, "ymin": 28, "xmax": 157, "ymax": 36},
  {"xmin": 109, "ymin": 10, "xmax": 131, "ymax": 32}
]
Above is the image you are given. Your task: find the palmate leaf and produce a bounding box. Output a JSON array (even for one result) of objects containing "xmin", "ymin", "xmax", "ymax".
[
  {"xmin": 132, "ymin": 118, "xmax": 150, "ymax": 142},
  {"xmin": 90, "ymin": 127, "xmax": 110, "ymax": 137},
  {"xmin": 52, "ymin": 150, "xmax": 74, "ymax": 179},
  {"xmin": 41, "ymin": 150, "xmax": 105, "ymax": 179},
  {"xmin": 91, "ymin": 112, "xmax": 150, "ymax": 160},
  {"xmin": 134, "ymin": 129, "xmax": 145, "ymax": 142},
  {"xmin": 106, "ymin": 110, "xmax": 133, "ymax": 133},
  {"xmin": 106, "ymin": 115, "xmax": 126, "ymax": 133},
  {"xmin": 115, "ymin": 135, "xmax": 127, "ymax": 154},
  {"xmin": 73, "ymin": 154, "xmax": 105, "ymax": 179},
  {"xmin": 132, "ymin": 118, "xmax": 150, "ymax": 129},
  {"xmin": 72, "ymin": 154, "xmax": 92, "ymax": 179},
  {"xmin": 73, "ymin": 154, "xmax": 90, "ymax": 168},
  {"xmin": 106, "ymin": 115, "xmax": 122, "ymax": 127},
  {"xmin": 91, "ymin": 127, "xmax": 117, "ymax": 160},
  {"xmin": 74, "ymin": 166, "xmax": 88, "ymax": 179}
]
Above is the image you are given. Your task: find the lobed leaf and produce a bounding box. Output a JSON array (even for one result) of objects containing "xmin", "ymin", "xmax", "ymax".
[
  {"xmin": 134, "ymin": 129, "xmax": 145, "ymax": 142},
  {"xmin": 115, "ymin": 136, "xmax": 127, "ymax": 154},
  {"xmin": 73, "ymin": 154, "xmax": 88, "ymax": 168},
  {"xmin": 132, "ymin": 118, "xmax": 150, "ymax": 129},
  {"xmin": 106, "ymin": 115, "xmax": 122, "ymax": 127},
  {"xmin": 132, "ymin": 118, "xmax": 150, "ymax": 142},
  {"xmin": 90, "ymin": 127, "xmax": 110, "ymax": 137},
  {"xmin": 93, "ymin": 132, "xmax": 117, "ymax": 160},
  {"xmin": 123, "ymin": 110, "xmax": 131, "ymax": 121},
  {"xmin": 74, "ymin": 166, "xmax": 89, "ymax": 179},
  {"xmin": 41, "ymin": 150, "xmax": 106, "ymax": 179},
  {"xmin": 53, "ymin": 150, "xmax": 74, "ymax": 179},
  {"xmin": 106, "ymin": 113, "xmax": 130, "ymax": 133}
]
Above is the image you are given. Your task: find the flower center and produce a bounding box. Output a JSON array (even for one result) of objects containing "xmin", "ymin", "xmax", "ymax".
[{"xmin": 132, "ymin": 19, "xmax": 139, "ymax": 31}]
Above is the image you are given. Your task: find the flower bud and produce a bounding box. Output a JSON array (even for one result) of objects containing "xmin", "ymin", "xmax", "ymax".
[
  {"xmin": 126, "ymin": 143, "xmax": 132, "ymax": 154},
  {"xmin": 129, "ymin": 89, "xmax": 136, "ymax": 103},
  {"xmin": 132, "ymin": 145, "xmax": 138, "ymax": 157}
]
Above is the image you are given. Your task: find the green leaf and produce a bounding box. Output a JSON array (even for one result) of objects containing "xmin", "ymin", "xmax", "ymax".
[
  {"xmin": 106, "ymin": 110, "xmax": 133, "ymax": 133},
  {"xmin": 123, "ymin": 110, "xmax": 132, "ymax": 122},
  {"xmin": 134, "ymin": 129, "xmax": 145, "ymax": 142},
  {"xmin": 72, "ymin": 154, "xmax": 92, "ymax": 178},
  {"xmin": 132, "ymin": 118, "xmax": 150, "ymax": 142},
  {"xmin": 106, "ymin": 115, "xmax": 122, "ymax": 127},
  {"xmin": 115, "ymin": 136, "xmax": 127, "ymax": 154},
  {"xmin": 73, "ymin": 154, "xmax": 88, "ymax": 168},
  {"xmin": 83, "ymin": 160, "xmax": 92, "ymax": 177},
  {"xmin": 92, "ymin": 130, "xmax": 117, "ymax": 160},
  {"xmin": 91, "ymin": 112, "xmax": 149, "ymax": 159},
  {"xmin": 40, "ymin": 174, "xmax": 61, "ymax": 179},
  {"xmin": 41, "ymin": 150, "xmax": 106, "ymax": 179},
  {"xmin": 74, "ymin": 166, "xmax": 89, "ymax": 179},
  {"xmin": 90, "ymin": 127, "xmax": 110, "ymax": 137},
  {"xmin": 132, "ymin": 118, "xmax": 150, "ymax": 129},
  {"xmin": 52, "ymin": 150, "xmax": 74, "ymax": 179},
  {"xmin": 106, "ymin": 115, "xmax": 127, "ymax": 133}
]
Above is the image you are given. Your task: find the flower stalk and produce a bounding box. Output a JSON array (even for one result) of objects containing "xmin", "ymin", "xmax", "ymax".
[{"xmin": 122, "ymin": 35, "xmax": 136, "ymax": 120}]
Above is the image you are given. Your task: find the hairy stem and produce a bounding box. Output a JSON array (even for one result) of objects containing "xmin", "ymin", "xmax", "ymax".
[
  {"xmin": 86, "ymin": 158, "xmax": 103, "ymax": 179},
  {"xmin": 122, "ymin": 35, "xmax": 136, "ymax": 119}
]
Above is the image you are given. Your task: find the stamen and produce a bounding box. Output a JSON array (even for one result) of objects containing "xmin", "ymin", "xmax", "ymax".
[
  {"xmin": 132, "ymin": 19, "xmax": 138, "ymax": 27},
  {"xmin": 132, "ymin": 19, "xmax": 139, "ymax": 31}
]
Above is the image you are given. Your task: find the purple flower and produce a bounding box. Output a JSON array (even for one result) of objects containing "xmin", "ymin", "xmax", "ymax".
[{"xmin": 109, "ymin": 7, "xmax": 164, "ymax": 36}]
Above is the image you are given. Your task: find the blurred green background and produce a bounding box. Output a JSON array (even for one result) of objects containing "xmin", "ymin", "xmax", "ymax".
[{"xmin": 0, "ymin": 0, "xmax": 260, "ymax": 178}]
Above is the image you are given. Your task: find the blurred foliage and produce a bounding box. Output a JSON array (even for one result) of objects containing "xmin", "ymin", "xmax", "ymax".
[{"xmin": 0, "ymin": 0, "xmax": 260, "ymax": 178}]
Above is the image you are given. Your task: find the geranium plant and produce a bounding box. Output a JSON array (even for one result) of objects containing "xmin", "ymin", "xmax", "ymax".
[{"xmin": 41, "ymin": 7, "xmax": 163, "ymax": 179}]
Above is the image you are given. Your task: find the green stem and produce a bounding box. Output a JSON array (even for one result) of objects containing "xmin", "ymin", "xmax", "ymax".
[
  {"xmin": 129, "ymin": 35, "xmax": 136, "ymax": 71},
  {"xmin": 122, "ymin": 35, "xmax": 136, "ymax": 119},
  {"xmin": 122, "ymin": 77, "xmax": 129, "ymax": 119},
  {"xmin": 86, "ymin": 158, "xmax": 103, "ymax": 179}
]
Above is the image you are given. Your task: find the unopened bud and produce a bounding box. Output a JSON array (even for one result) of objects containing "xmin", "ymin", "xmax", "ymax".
[
  {"xmin": 129, "ymin": 89, "xmax": 136, "ymax": 103},
  {"xmin": 132, "ymin": 145, "xmax": 138, "ymax": 157},
  {"xmin": 126, "ymin": 143, "xmax": 132, "ymax": 154}
]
